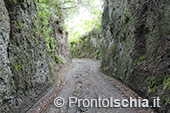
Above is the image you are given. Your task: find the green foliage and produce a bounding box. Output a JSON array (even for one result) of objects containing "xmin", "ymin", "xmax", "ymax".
[
  {"xmin": 57, "ymin": 76, "xmax": 62, "ymax": 81},
  {"xmin": 36, "ymin": 0, "xmax": 103, "ymax": 44},
  {"xmin": 67, "ymin": 16, "xmax": 102, "ymax": 43},
  {"xmin": 163, "ymin": 77, "xmax": 170, "ymax": 90},
  {"xmin": 33, "ymin": 16, "xmax": 40, "ymax": 32},
  {"xmin": 103, "ymin": 66, "xmax": 109, "ymax": 71},
  {"xmin": 30, "ymin": 2, "xmax": 64, "ymax": 90},
  {"xmin": 120, "ymin": 76, "xmax": 124, "ymax": 80},
  {"xmin": 70, "ymin": 31, "xmax": 101, "ymax": 60},
  {"xmin": 50, "ymin": 77, "xmax": 54, "ymax": 84},
  {"xmin": 143, "ymin": 74, "xmax": 170, "ymax": 107},
  {"xmin": 138, "ymin": 55, "xmax": 147, "ymax": 62},
  {"xmin": 55, "ymin": 54, "xmax": 63, "ymax": 64},
  {"xmin": 112, "ymin": 73, "xmax": 115, "ymax": 76},
  {"xmin": 134, "ymin": 55, "xmax": 147, "ymax": 65},
  {"xmin": 159, "ymin": 85, "xmax": 170, "ymax": 106},
  {"xmin": 59, "ymin": 77, "xmax": 62, "ymax": 81},
  {"xmin": 36, "ymin": 1, "xmax": 63, "ymax": 64},
  {"xmin": 135, "ymin": 17, "xmax": 139, "ymax": 27},
  {"xmin": 120, "ymin": 8, "xmax": 133, "ymax": 23},
  {"xmin": 64, "ymin": 0, "xmax": 104, "ymax": 42},
  {"xmin": 31, "ymin": 15, "xmax": 40, "ymax": 43},
  {"xmin": 146, "ymin": 77, "xmax": 156, "ymax": 95},
  {"xmin": 111, "ymin": 45, "xmax": 115, "ymax": 50},
  {"xmin": 93, "ymin": 50, "xmax": 101, "ymax": 60},
  {"xmin": 165, "ymin": 98, "xmax": 170, "ymax": 106},
  {"xmin": 32, "ymin": 35, "xmax": 39, "ymax": 44},
  {"xmin": 70, "ymin": 44, "xmax": 80, "ymax": 58},
  {"xmin": 38, "ymin": 0, "xmax": 51, "ymax": 5},
  {"xmin": 13, "ymin": 62, "xmax": 23, "ymax": 71},
  {"xmin": 37, "ymin": 3, "xmax": 52, "ymax": 50},
  {"xmin": 14, "ymin": 20, "xmax": 22, "ymax": 29},
  {"xmin": 146, "ymin": 75, "xmax": 169, "ymax": 96}
]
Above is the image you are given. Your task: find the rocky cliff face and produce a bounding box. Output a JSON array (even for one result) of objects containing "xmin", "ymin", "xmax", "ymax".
[
  {"xmin": 0, "ymin": 0, "xmax": 70, "ymax": 112},
  {"xmin": 100, "ymin": 0, "xmax": 170, "ymax": 112},
  {"xmin": 70, "ymin": 29, "xmax": 101, "ymax": 59}
]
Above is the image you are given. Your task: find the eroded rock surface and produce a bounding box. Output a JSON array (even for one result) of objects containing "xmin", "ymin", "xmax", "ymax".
[
  {"xmin": 70, "ymin": 29, "xmax": 101, "ymax": 59},
  {"xmin": 100, "ymin": 0, "xmax": 170, "ymax": 112},
  {"xmin": 0, "ymin": 0, "xmax": 70, "ymax": 112}
]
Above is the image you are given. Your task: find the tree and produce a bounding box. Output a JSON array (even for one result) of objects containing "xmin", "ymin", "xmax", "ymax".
[
  {"xmin": 36, "ymin": 0, "xmax": 104, "ymax": 43},
  {"xmin": 64, "ymin": 0, "xmax": 104, "ymax": 43}
]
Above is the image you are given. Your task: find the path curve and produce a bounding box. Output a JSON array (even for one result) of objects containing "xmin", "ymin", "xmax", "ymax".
[{"xmin": 44, "ymin": 59, "xmax": 154, "ymax": 113}]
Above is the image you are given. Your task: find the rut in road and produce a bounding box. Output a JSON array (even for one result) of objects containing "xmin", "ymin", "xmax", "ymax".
[{"xmin": 43, "ymin": 59, "xmax": 154, "ymax": 113}]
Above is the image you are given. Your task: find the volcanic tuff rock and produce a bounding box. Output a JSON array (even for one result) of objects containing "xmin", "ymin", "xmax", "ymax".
[
  {"xmin": 0, "ymin": 0, "xmax": 70, "ymax": 112},
  {"xmin": 100, "ymin": 0, "xmax": 170, "ymax": 112},
  {"xmin": 70, "ymin": 29, "xmax": 101, "ymax": 59}
]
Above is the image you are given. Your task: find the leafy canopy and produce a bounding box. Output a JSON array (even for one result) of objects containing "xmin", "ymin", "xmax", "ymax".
[
  {"xmin": 36, "ymin": 0, "xmax": 104, "ymax": 43},
  {"xmin": 64, "ymin": 0, "xmax": 104, "ymax": 42}
]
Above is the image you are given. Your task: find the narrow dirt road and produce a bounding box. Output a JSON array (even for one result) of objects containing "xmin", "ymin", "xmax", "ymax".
[{"xmin": 41, "ymin": 59, "xmax": 154, "ymax": 113}]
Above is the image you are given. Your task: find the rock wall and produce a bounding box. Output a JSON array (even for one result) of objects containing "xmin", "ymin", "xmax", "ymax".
[
  {"xmin": 50, "ymin": 18, "xmax": 72, "ymax": 64},
  {"xmin": 100, "ymin": 0, "xmax": 170, "ymax": 112},
  {"xmin": 70, "ymin": 29, "xmax": 101, "ymax": 59},
  {"xmin": 0, "ymin": 0, "xmax": 71, "ymax": 112}
]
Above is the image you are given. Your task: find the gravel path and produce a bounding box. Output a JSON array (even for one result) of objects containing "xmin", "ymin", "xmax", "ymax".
[{"xmin": 43, "ymin": 59, "xmax": 155, "ymax": 113}]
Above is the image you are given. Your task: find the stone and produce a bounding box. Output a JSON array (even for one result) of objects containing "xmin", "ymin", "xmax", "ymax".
[
  {"xmin": 99, "ymin": 0, "xmax": 170, "ymax": 112},
  {"xmin": 0, "ymin": 0, "xmax": 71, "ymax": 112}
]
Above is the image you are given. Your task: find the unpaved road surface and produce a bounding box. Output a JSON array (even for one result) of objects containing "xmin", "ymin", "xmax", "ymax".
[
  {"xmin": 42, "ymin": 59, "xmax": 154, "ymax": 113},
  {"xmin": 28, "ymin": 59, "xmax": 154, "ymax": 113}
]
